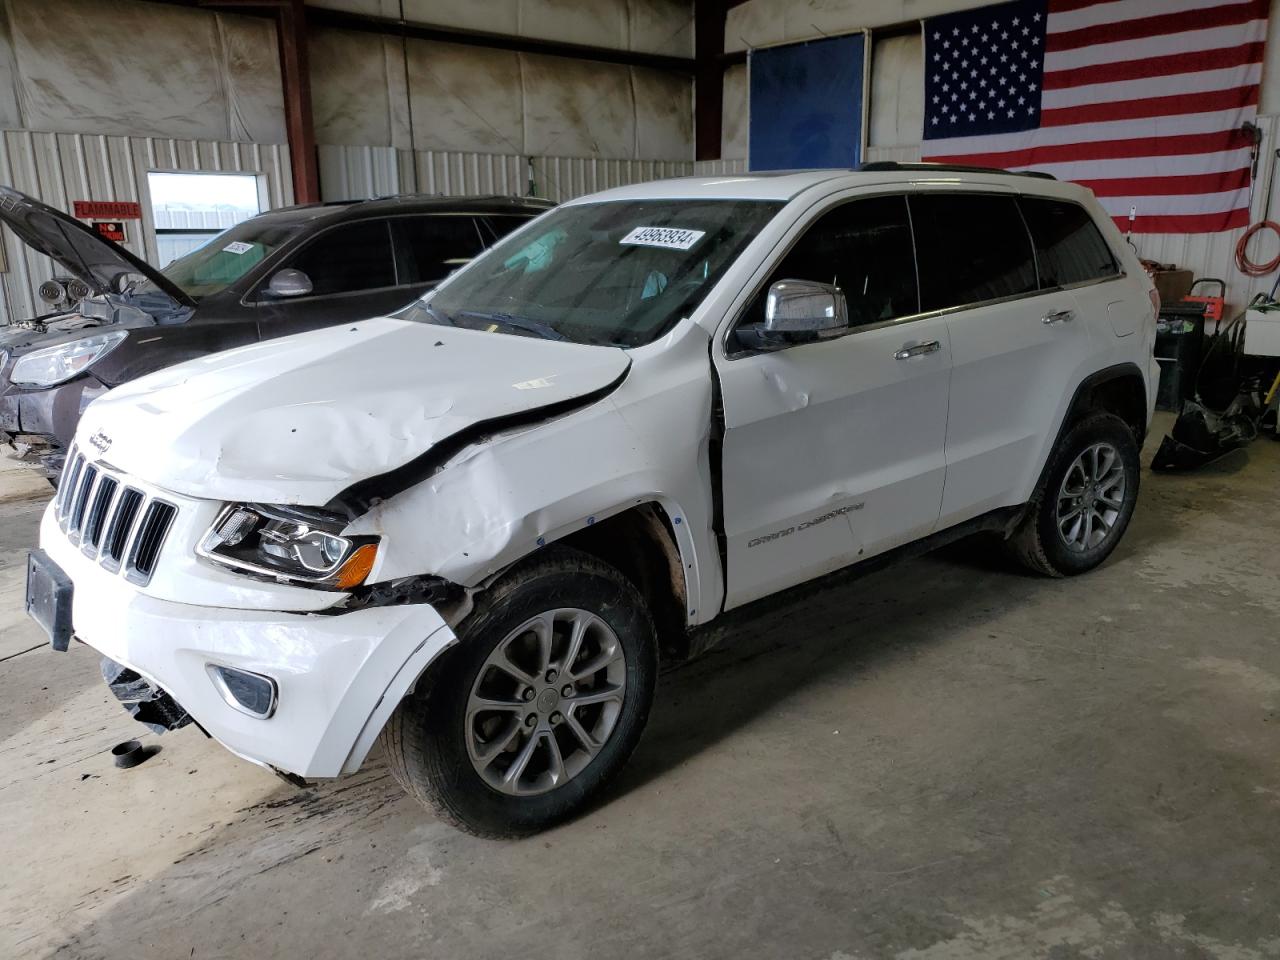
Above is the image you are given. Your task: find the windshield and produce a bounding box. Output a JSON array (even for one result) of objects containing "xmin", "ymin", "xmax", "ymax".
[
  {"xmin": 409, "ymin": 199, "xmax": 783, "ymax": 347},
  {"xmin": 143, "ymin": 218, "xmax": 303, "ymax": 299}
]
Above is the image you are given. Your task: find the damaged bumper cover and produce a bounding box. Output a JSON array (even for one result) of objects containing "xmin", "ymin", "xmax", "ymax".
[
  {"xmin": 101, "ymin": 657, "xmax": 193, "ymax": 734},
  {"xmin": 1, "ymin": 377, "xmax": 108, "ymax": 479},
  {"xmin": 41, "ymin": 508, "xmax": 457, "ymax": 778}
]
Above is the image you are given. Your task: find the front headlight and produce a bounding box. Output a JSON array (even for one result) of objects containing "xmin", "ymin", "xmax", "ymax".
[
  {"xmin": 198, "ymin": 503, "xmax": 379, "ymax": 590},
  {"xmin": 11, "ymin": 330, "xmax": 128, "ymax": 386}
]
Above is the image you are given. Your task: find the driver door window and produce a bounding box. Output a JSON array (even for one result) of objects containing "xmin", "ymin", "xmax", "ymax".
[
  {"xmin": 253, "ymin": 219, "xmax": 405, "ymax": 339},
  {"xmin": 277, "ymin": 220, "xmax": 396, "ymax": 298},
  {"xmin": 739, "ymin": 194, "xmax": 919, "ymax": 338}
]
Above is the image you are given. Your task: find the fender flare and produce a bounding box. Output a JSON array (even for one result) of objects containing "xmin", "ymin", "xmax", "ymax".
[{"xmin": 1029, "ymin": 361, "xmax": 1147, "ymax": 499}]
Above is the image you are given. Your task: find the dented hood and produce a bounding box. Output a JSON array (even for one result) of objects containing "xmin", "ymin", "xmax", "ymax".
[{"xmin": 78, "ymin": 316, "xmax": 630, "ymax": 505}]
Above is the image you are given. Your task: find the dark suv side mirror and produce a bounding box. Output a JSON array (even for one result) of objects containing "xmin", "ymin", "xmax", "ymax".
[{"xmin": 266, "ymin": 268, "xmax": 313, "ymax": 299}]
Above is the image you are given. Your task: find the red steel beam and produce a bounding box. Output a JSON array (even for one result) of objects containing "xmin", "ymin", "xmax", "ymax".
[{"xmin": 276, "ymin": 0, "xmax": 320, "ymax": 203}]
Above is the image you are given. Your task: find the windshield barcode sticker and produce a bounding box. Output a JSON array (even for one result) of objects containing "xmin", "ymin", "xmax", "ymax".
[
  {"xmin": 222, "ymin": 241, "xmax": 253, "ymax": 255},
  {"xmin": 620, "ymin": 227, "xmax": 706, "ymax": 251}
]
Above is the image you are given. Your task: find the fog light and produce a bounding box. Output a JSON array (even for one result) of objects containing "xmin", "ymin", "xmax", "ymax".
[{"xmin": 207, "ymin": 664, "xmax": 278, "ymax": 719}]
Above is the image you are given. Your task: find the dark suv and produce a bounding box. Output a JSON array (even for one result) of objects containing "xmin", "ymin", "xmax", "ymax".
[{"xmin": 0, "ymin": 188, "xmax": 552, "ymax": 478}]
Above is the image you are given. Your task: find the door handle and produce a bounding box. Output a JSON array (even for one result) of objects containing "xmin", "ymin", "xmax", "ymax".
[
  {"xmin": 1042, "ymin": 308, "xmax": 1076, "ymax": 324},
  {"xmin": 894, "ymin": 340, "xmax": 941, "ymax": 360}
]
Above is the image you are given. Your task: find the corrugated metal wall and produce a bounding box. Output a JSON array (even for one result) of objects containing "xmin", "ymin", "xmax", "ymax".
[
  {"xmin": 0, "ymin": 131, "xmax": 292, "ymax": 323},
  {"xmin": 692, "ymin": 159, "xmax": 747, "ymax": 175},
  {"xmin": 318, "ymin": 144, "xmax": 698, "ymax": 204}
]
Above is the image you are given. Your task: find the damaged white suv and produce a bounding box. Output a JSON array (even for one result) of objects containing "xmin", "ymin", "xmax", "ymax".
[{"xmin": 27, "ymin": 165, "xmax": 1158, "ymax": 836}]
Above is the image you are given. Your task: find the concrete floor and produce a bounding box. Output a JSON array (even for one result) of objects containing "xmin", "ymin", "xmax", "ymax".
[{"xmin": 2, "ymin": 419, "xmax": 1279, "ymax": 959}]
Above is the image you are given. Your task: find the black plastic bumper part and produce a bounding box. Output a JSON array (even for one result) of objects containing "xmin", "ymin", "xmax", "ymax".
[{"xmin": 101, "ymin": 657, "xmax": 193, "ymax": 735}]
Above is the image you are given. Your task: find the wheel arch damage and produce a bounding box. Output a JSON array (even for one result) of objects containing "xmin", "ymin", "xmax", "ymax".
[
  {"xmin": 342, "ymin": 343, "xmax": 721, "ymax": 636},
  {"xmin": 554, "ymin": 502, "xmax": 691, "ymax": 659}
]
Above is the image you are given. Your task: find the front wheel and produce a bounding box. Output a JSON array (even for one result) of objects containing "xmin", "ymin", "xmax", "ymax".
[
  {"xmin": 379, "ymin": 546, "xmax": 657, "ymax": 838},
  {"xmin": 1007, "ymin": 412, "xmax": 1141, "ymax": 576}
]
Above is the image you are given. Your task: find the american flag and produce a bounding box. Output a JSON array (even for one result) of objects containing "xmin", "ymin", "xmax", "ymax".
[{"xmin": 921, "ymin": 0, "xmax": 1268, "ymax": 233}]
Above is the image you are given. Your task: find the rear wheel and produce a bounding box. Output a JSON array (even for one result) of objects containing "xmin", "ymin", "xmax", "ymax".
[
  {"xmin": 380, "ymin": 546, "xmax": 657, "ymax": 838},
  {"xmin": 1008, "ymin": 412, "xmax": 1140, "ymax": 576}
]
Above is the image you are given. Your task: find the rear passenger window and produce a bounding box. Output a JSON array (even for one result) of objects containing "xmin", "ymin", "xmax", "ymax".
[
  {"xmin": 910, "ymin": 194, "xmax": 1037, "ymax": 312},
  {"xmin": 1019, "ymin": 197, "xmax": 1119, "ymax": 288},
  {"xmin": 391, "ymin": 216, "xmax": 485, "ymax": 285},
  {"xmin": 743, "ymin": 194, "xmax": 919, "ymax": 330}
]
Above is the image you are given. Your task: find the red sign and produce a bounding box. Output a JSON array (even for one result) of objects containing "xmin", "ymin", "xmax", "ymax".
[
  {"xmin": 74, "ymin": 200, "xmax": 142, "ymax": 220},
  {"xmin": 94, "ymin": 221, "xmax": 127, "ymax": 243}
]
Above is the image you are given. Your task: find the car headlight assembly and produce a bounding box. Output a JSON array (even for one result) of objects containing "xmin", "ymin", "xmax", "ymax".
[
  {"xmin": 198, "ymin": 504, "xmax": 379, "ymax": 590},
  {"xmin": 10, "ymin": 330, "xmax": 128, "ymax": 386}
]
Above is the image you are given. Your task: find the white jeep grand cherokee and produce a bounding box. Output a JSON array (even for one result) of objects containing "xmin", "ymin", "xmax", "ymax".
[{"xmin": 28, "ymin": 165, "xmax": 1159, "ymax": 837}]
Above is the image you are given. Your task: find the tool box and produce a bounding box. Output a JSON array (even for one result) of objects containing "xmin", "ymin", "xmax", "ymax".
[
  {"xmin": 1182, "ymin": 278, "xmax": 1225, "ymax": 334},
  {"xmin": 1244, "ymin": 306, "xmax": 1280, "ymax": 357}
]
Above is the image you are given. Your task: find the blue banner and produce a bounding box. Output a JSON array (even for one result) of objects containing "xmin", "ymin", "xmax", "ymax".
[{"xmin": 749, "ymin": 33, "xmax": 865, "ymax": 171}]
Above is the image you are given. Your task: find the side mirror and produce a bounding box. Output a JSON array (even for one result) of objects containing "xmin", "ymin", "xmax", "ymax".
[
  {"xmin": 266, "ymin": 268, "xmax": 313, "ymax": 299},
  {"xmin": 735, "ymin": 279, "xmax": 849, "ymax": 352},
  {"xmin": 764, "ymin": 279, "xmax": 848, "ymax": 336}
]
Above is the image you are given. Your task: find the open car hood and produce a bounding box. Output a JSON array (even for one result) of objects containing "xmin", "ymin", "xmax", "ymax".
[
  {"xmin": 0, "ymin": 186, "xmax": 193, "ymax": 307},
  {"xmin": 76, "ymin": 316, "xmax": 630, "ymax": 505}
]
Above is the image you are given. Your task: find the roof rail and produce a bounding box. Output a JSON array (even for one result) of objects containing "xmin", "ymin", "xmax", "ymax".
[{"xmin": 858, "ymin": 161, "xmax": 1056, "ymax": 180}]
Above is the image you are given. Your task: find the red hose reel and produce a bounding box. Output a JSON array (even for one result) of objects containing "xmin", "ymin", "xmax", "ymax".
[{"xmin": 1235, "ymin": 220, "xmax": 1280, "ymax": 277}]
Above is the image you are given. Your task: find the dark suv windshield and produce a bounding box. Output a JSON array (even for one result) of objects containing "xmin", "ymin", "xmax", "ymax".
[
  {"xmin": 143, "ymin": 218, "xmax": 303, "ymax": 299},
  {"xmin": 409, "ymin": 199, "xmax": 782, "ymax": 347}
]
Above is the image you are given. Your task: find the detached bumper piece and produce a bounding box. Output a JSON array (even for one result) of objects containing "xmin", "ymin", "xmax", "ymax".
[
  {"xmin": 101, "ymin": 657, "xmax": 193, "ymax": 735},
  {"xmin": 1151, "ymin": 398, "xmax": 1259, "ymax": 471},
  {"xmin": 2, "ymin": 430, "xmax": 65, "ymax": 479}
]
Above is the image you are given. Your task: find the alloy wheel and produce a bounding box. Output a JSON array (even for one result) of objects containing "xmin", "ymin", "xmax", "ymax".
[
  {"xmin": 465, "ymin": 608, "xmax": 627, "ymax": 796},
  {"xmin": 1056, "ymin": 442, "xmax": 1127, "ymax": 552}
]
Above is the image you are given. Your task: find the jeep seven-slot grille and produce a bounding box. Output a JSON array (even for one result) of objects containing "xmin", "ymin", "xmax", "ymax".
[{"xmin": 56, "ymin": 445, "xmax": 178, "ymax": 586}]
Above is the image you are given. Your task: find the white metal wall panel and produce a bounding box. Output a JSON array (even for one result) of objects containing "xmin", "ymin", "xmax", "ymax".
[
  {"xmin": 4, "ymin": 0, "xmax": 285, "ymax": 143},
  {"xmin": 310, "ymin": 28, "xmax": 692, "ymax": 161},
  {"xmin": 862, "ymin": 144, "xmax": 922, "ymax": 164},
  {"xmin": 720, "ymin": 63, "xmax": 748, "ymax": 162},
  {"xmin": 0, "ymin": 131, "xmax": 291, "ymax": 324},
  {"xmin": 868, "ymin": 32, "xmax": 923, "ymax": 149},
  {"xmin": 317, "ymin": 144, "xmax": 406, "ymax": 201},
  {"xmin": 418, "ymin": 151, "xmax": 528, "ymax": 199},
  {"xmin": 531, "ymin": 157, "xmax": 694, "ymax": 202},
  {"xmin": 692, "ymin": 159, "xmax": 747, "ymax": 175},
  {"xmin": 318, "ymin": 144, "xmax": 695, "ymax": 204}
]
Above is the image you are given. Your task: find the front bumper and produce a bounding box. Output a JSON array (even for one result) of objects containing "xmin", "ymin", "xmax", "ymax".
[
  {"xmin": 0, "ymin": 376, "xmax": 108, "ymax": 479},
  {"xmin": 1, "ymin": 428, "xmax": 64, "ymax": 478},
  {"xmin": 40, "ymin": 505, "xmax": 457, "ymax": 778}
]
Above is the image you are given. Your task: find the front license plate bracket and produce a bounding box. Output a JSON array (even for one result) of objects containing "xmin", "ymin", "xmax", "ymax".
[{"xmin": 26, "ymin": 549, "xmax": 73, "ymax": 652}]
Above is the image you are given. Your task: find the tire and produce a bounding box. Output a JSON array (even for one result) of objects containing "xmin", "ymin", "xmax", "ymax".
[
  {"xmin": 1007, "ymin": 412, "xmax": 1140, "ymax": 577},
  {"xmin": 379, "ymin": 546, "xmax": 658, "ymax": 838}
]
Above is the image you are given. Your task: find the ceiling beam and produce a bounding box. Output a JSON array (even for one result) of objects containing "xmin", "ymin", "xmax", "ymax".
[
  {"xmin": 307, "ymin": 6, "xmax": 695, "ymax": 73},
  {"xmin": 143, "ymin": 0, "xmax": 696, "ymax": 73}
]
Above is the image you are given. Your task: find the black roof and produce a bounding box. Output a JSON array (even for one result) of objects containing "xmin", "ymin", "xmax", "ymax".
[{"xmin": 255, "ymin": 193, "xmax": 554, "ymax": 227}]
